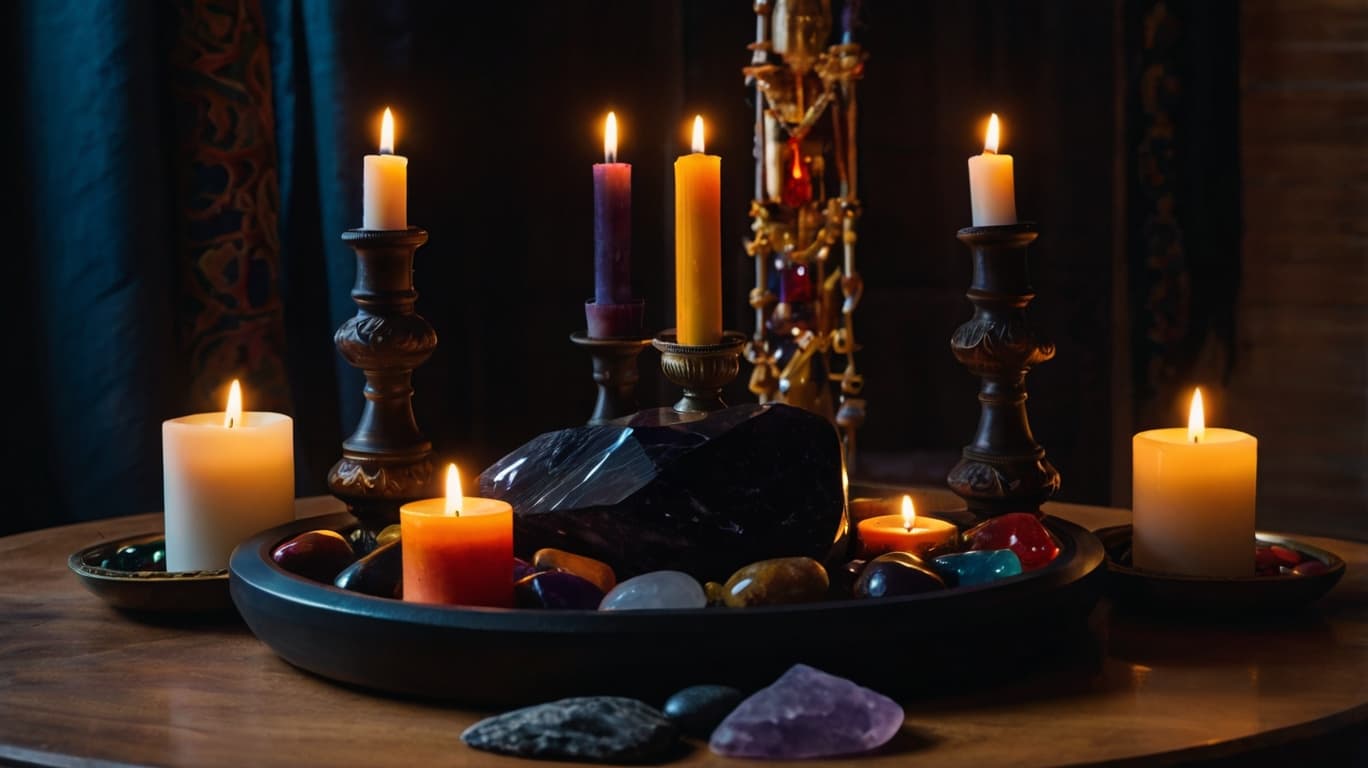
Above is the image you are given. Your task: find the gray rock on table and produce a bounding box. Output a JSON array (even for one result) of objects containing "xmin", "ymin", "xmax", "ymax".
[{"xmin": 461, "ymin": 696, "xmax": 679, "ymax": 763}]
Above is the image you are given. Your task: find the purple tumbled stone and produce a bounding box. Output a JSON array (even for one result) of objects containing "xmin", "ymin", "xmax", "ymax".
[{"xmin": 709, "ymin": 664, "xmax": 903, "ymax": 759}]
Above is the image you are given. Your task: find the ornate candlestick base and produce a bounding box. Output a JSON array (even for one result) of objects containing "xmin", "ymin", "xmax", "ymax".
[
  {"xmin": 947, "ymin": 223, "xmax": 1060, "ymax": 518},
  {"xmin": 569, "ymin": 332, "xmax": 653, "ymax": 425},
  {"xmin": 653, "ymin": 331, "xmax": 748, "ymax": 414},
  {"xmin": 327, "ymin": 227, "xmax": 437, "ymax": 531}
]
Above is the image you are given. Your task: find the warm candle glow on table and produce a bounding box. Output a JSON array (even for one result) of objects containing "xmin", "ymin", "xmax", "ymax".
[
  {"xmin": 856, "ymin": 495, "xmax": 959, "ymax": 558},
  {"xmin": 967, "ymin": 113, "xmax": 1017, "ymax": 227},
  {"xmin": 674, "ymin": 114, "xmax": 722, "ymax": 345},
  {"xmin": 1133, "ymin": 388, "xmax": 1258, "ymax": 577},
  {"xmin": 163, "ymin": 379, "xmax": 294, "ymax": 572},
  {"xmin": 401, "ymin": 463, "xmax": 514, "ymax": 607},
  {"xmin": 363, "ymin": 106, "xmax": 408, "ymax": 230}
]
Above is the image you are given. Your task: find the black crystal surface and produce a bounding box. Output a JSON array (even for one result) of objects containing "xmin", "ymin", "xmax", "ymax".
[{"xmin": 479, "ymin": 404, "xmax": 847, "ymax": 582}]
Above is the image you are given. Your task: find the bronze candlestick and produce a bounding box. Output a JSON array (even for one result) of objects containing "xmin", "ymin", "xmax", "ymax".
[
  {"xmin": 328, "ymin": 227, "xmax": 437, "ymax": 531},
  {"xmin": 570, "ymin": 332, "xmax": 653, "ymax": 425},
  {"xmin": 653, "ymin": 331, "xmax": 748, "ymax": 414},
  {"xmin": 947, "ymin": 223, "xmax": 1060, "ymax": 517}
]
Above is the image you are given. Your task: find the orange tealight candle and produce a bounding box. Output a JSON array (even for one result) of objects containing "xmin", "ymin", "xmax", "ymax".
[
  {"xmin": 400, "ymin": 464, "xmax": 514, "ymax": 607},
  {"xmin": 856, "ymin": 495, "xmax": 959, "ymax": 558}
]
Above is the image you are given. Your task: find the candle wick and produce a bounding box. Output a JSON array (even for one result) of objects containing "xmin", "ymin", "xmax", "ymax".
[
  {"xmin": 227, "ymin": 417, "xmax": 235, "ymax": 429},
  {"xmin": 1192, "ymin": 435, "xmax": 1199, "ymax": 444}
]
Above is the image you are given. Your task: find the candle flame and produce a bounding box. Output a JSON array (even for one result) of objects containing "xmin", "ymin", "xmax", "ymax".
[
  {"xmin": 901, "ymin": 495, "xmax": 916, "ymax": 532},
  {"xmin": 691, "ymin": 114, "xmax": 705, "ymax": 153},
  {"xmin": 985, "ymin": 113, "xmax": 1001, "ymax": 154},
  {"xmin": 380, "ymin": 107, "xmax": 395, "ymax": 155},
  {"xmin": 1187, "ymin": 388, "xmax": 1205, "ymax": 444},
  {"xmin": 604, "ymin": 111, "xmax": 618, "ymax": 164},
  {"xmin": 224, "ymin": 379, "xmax": 243, "ymax": 429},
  {"xmin": 791, "ymin": 148, "xmax": 803, "ymax": 179},
  {"xmin": 444, "ymin": 463, "xmax": 463, "ymax": 517}
]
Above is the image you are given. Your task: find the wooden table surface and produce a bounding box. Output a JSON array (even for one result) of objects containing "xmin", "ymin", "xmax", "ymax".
[{"xmin": 1, "ymin": 497, "xmax": 1365, "ymax": 768}]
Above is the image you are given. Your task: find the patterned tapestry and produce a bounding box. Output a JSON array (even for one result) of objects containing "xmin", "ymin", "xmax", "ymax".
[{"xmin": 170, "ymin": 0, "xmax": 291, "ymax": 413}]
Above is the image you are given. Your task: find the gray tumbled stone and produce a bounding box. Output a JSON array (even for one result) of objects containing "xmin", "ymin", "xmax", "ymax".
[{"xmin": 461, "ymin": 696, "xmax": 678, "ymax": 763}]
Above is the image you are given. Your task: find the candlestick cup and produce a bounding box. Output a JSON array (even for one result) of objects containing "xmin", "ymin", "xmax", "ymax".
[{"xmin": 653, "ymin": 331, "xmax": 748, "ymax": 414}]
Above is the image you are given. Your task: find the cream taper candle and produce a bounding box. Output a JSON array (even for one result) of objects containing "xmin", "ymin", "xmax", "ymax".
[
  {"xmin": 163, "ymin": 380, "xmax": 294, "ymax": 572},
  {"xmin": 967, "ymin": 113, "xmax": 1017, "ymax": 227},
  {"xmin": 363, "ymin": 107, "xmax": 407, "ymax": 230}
]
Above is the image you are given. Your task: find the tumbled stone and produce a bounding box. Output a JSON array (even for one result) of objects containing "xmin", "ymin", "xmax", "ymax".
[
  {"xmin": 704, "ymin": 581, "xmax": 726, "ymax": 606},
  {"xmin": 376, "ymin": 524, "xmax": 402, "ymax": 547},
  {"xmin": 710, "ymin": 664, "xmax": 903, "ymax": 759},
  {"xmin": 1269, "ymin": 545, "xmax": 1302, "ymax": 567},
  {"xmin": 347, "ymin": 527, "xmax": 378, "ymax": 557},
  {"xmin": 664, "ymin": 684, "xmax": 745, "ymax": 739},
  {"xmin": 101, "ymin": 541, "xmax": 166, "ymax": 572},
  {"xmin": 853, "ymin": 552, "xmax": 945, "ymax": 598},
  {"xmin": 534, "ymin": 548, "xmax": 617, "ymax": 593},
  {"xmin": 1292, "ymin": 560, "xmax": 1328, "ymax": 577},
  {"xmin": 515, "ymin": 570, "xmax": 605, "ymax": 610},
  {"xmin": 513, "ymin": 557, "xmax": 538, "ymax": 582},
  {"xmin": 600, "ymin": 570, "xmax": 706, "ymax": 611},
  {"xmin": 931, "ymin": 549, "xmax": 1023, "ymax": 588},
  {"xmin": 462, "ymin": 697, "xmax": 678, "ymax": 762},
  {"xmin": 479, "ymin": 404, "xmax": 846, "ymax": 582},
  {"xmin": 829, "ymin": 559, "xmax": 867, "ymax": 599},
  {"xmin": 722, "ymin": 557, "xmax": 829, "ymax": 608},
  {"xmin": 964, "ymin": 512, "xmax": 1059, "ymax": 570},
  {"xmin": 333, "ymin": 540, "xmax": 402, "ymax": 598},
  {"xmin": 271, "ymin": 530, "xmax": 355, "ymax": 583}
]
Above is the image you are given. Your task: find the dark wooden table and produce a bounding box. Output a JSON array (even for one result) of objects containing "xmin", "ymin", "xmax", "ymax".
[{"xmin": 2, "ymin": 497, "xmax": 1365, "ymax": 767}]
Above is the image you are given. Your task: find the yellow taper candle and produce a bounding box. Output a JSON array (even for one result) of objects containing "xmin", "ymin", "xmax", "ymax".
[
  {"xmin": 363, "ymin": 107, "xmax": 407, "ymax": 230},
  {"xmin": 1132, "ymin": 388, "xmax": 1258, "ymax": 577},
  {"xmin": 674, "ymin": 115, "xmax": 722, "ymax": 345}
]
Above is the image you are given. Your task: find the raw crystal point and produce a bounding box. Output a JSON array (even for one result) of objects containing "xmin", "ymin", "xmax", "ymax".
[
  {"xmin": 600, "ymin": 570, "xmax": 707, "ymax": 611},
  {"xmin": 462, "ymin": 696, "xmax": 678, "ymax": 762},
  {"xmin": 480, "ymin": 404, "xmax": 846, "ymax": 582},
  {"xmin": 710, "ymin": 664, "xmax": 904, "ymax": 759}
]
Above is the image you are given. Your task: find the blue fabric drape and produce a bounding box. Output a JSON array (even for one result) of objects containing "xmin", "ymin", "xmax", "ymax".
[{"xmin": 19, "ymin": 1, "xmax": 178, "ymax": 528}]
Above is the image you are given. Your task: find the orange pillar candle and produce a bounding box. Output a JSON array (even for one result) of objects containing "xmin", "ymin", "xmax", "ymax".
[
  {"xmin": 363, "ymin": 107, "xmax": 407, "ymax": 230},
  {"xmin": 400, "ymin": 464, "xmax": 514, "ymax": 607},
  {"xmin": 856, "ymin": 495, "xmax": 959, "ymax": 558},
  {"xmin": 674, "ymin": 115, "xmax": 722, "ymax": 345}
]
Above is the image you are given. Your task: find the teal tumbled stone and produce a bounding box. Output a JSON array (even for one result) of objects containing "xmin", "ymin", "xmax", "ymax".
[{"xmin": 931, "ymin": 549, "xmax": 1023, "ymax": 587}]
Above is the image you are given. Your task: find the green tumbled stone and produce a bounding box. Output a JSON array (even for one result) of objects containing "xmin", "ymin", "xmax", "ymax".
[{"xmin": 722, "ymin": 557, "xmax": 829, "ymax": 608}]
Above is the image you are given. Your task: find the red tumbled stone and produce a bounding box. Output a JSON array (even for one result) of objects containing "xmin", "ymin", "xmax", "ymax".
[
  {"xmin": 964, "ymin": 512, "xmax": 1060, "ymax": 571},
  {"xmin": 1270, "ymin": 545, "xmax": 1302, "ymax": 567}
]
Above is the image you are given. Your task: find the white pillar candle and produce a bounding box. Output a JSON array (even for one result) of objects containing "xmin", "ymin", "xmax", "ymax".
[
  {"xmin": 162, "ymin": 381, "xmax": 295, "ymax": 572},
  {"xmin": 363, "ymin": 107, "xmax": 407, "ymax": 230},
  {"xmin": 1132, "ymin": 388, "xmax": 1257, "ymax": 577},
  {"xmin": 967, "ymin": 113, "xmax": 1017, "ymax": 227}
]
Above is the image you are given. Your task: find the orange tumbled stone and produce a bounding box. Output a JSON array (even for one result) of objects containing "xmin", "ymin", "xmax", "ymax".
[{"xmin": 532, "ymin": 548, "xmax": 617, "ymax": 593}]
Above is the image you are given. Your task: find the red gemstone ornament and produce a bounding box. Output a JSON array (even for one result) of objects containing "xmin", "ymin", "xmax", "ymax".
[{"xmin": 964, "ymin": 512, "xmax": 1060, "ymax": 571}]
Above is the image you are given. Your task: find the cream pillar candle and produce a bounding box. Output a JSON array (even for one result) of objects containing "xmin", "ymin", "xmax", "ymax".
[
  {"xmin": 363, "ymin": 107, "xmax": 408, "ymax": 230},
  {"xmin": 1132, "ymin": 388, "xmax": 1257, "ymax": 577},
  {"xmin": 967, "ymin": 113, "xmax": 1017, "ymax": 227},
  {"xmin": 163, "ymin": 380, "xmax": 295, "ymax": 572}
]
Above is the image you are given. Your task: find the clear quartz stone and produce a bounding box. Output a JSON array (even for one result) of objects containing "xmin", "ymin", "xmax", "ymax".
[{"xmin": 599, "ymin": 570, "xmax": 707, "ymax": 611}]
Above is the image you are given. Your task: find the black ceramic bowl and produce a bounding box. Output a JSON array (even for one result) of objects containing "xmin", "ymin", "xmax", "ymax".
[
  {"xmin": 230, "ymin": 512, "xmax": 1105, "ymax": 705},
  {"xmin": 1098, "ymin": 525, "xmax": 1346, "ymax": 615},
  {"xmin": 69, "ymin": 533, "xmax": 233, "ymax": 615}
]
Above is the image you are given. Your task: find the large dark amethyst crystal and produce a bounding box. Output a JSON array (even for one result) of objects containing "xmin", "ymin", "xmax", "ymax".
[{"xmin": 479, "ymin": 404, "xmax": 847, "ymax": 582}]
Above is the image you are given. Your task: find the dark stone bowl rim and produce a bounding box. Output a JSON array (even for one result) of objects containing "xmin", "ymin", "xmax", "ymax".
[{"xmin": 229, "ymin": 511, "xmax": 1103, "ymax": 630}]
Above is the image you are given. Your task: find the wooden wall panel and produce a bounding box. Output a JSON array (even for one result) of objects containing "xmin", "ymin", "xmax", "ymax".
[{"xmin": 1233, "ymin": 0, "xmax": 1368, "ymax": 537}]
